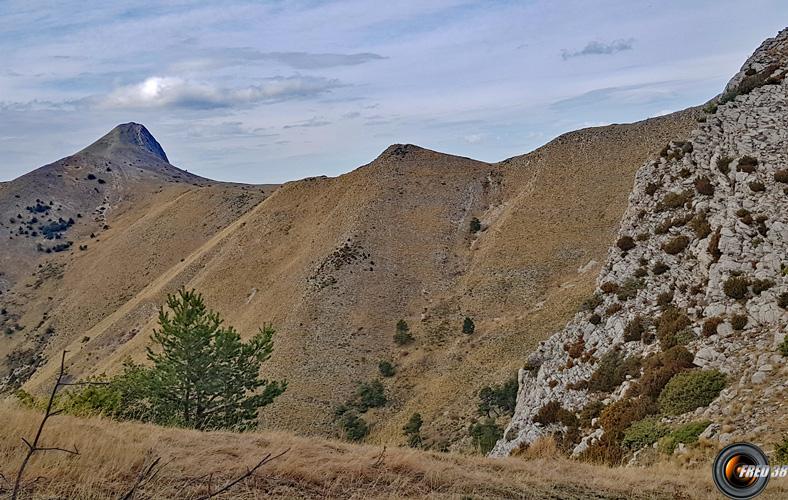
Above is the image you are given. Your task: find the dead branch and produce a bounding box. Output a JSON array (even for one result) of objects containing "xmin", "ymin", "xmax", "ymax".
[
  {"xmin": 371, "ymin": 446, "xmax": 387, "ymax": 468},
  {"xmin": 194, "ymin": 448, "xmax": 289, "ymax": 500},
  {"xmin": 10, "ymin": 350, "xmax": 106, "ymax": 500},
  {"xmin": 119, "ymin": 456, "xmax": 167, "ymax": 500}
]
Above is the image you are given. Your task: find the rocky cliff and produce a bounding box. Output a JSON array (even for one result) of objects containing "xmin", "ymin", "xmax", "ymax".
[{"xmin": 493, "ymin": 29, "xmax": 788, "ymax": 458}]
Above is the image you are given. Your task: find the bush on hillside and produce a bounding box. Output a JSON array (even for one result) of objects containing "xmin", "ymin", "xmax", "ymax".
[
  {"xmin": 737, "ymin": 155, "xmax": 758, "ymax": 173},
  {"xmin": 775, "ymin": 169, "xmax": 788, "ymax": 183},
  {"xmin": 751, "ymin": 278, "xmax": 774, "ymax": 295},
  {"xmin": 749, "ymin": 181, "xmax": 766, "ymax": 192},
  {"xmin": 780, "ymin": 292, "xmax": 788, "ymax": 309},
  {"xmin": 478, "ymin": 376, "xmax": 518, "ymax": 417},
  {"xmin": 702, "ymin": 317, "xmax": 723, "ymax": 337},
  {"xmin": 652, "ymin": 262, "xmax": 670, "ymax": 275},
  {"xmin": 694, "ymin": 176, "xmax": 714, "ymax": 196},
  {"xmin": 469, "ymin": 217, "xmax": 482, "ymax": 233},
  {"xmin": 462, "ymin": 316, "xmax": 475, "ymax": 335},
  {"xmin": 622, "ymin": 417, "xmax": 669, "ymax": 450},
  {"xmin": 340, "ymin": 412, "xmax": 369, "ymax": 441},
  {"xmin": 394, "ymin": 319, "xmax": 414, "ymax": 345},
  {"xmin": 731, "ymin": 314, "xmax": 748, "ymax": 330},
  {"xmin": 656, "ymin": 307, "xmax": 693, "ymax": 348},
  {"xmin": 630, "ymin": 345, "xmax": 694, "ymax": 400},
  {"xmin": 775, "ymin": 436, "xmax": 788, "ymax": 463},
  {"xmin": 403, "ymin": 413, "xmax": 423, "ymax": 448},
  {"xmin": 658, "ymin": 370, "xmax": 726, "ymax": 416},
  {"xmin": 716, "ymin": 156, "xmax": 733, "ymax": 174},
  {"xmin": 378, "ymin": 360, "xmax": 396, "ymax": 377},
  {"xmin": 616, "ymin": 236, "xmax": 636, "ymax": 252},
  {"xmin": 588, "ymin": 350, "xmax": 641, "ymax": 393},
  {"xmin": 599, "ymin": 396, "xmax": 656, "ymax": 442},
  {"xmin": 657, "ymin": 191, "xmax": 693, "ymax": 212},
  {"xmin": 657, "ymin": 420, "xmax": 710, "ymax": 454},
  {"xmin": 534, "ymin": 401, "xmax": 578, "ymax": 427},
  {"xmin": 723, "ymin": 275, "xmax": 750, "ymax": 299},
  {"xmin": 662, "ymin": 235, "xmax": 690, "ymax": 255},
  {"xmin": 623, "ymin": 315, "xmax": 647, "ymax": 343},
  {"xmin": 469, "ymin": 418, "xmax": 503, "ymax": 454}
]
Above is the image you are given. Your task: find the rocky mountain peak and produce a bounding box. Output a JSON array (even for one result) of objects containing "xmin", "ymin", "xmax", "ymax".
[
  {"xmin": 492, "ymin": 29, "xmax": 788, "ymax": 459},
  {"xmin": 80, "ymin": 122, "xmax": 169, "ymax": 163}
]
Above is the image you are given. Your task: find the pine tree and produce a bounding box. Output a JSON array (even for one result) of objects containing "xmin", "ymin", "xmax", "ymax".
[
  {"xmin": 393, "ymin": 319, "xmax": 414, "ymax": 345},
  {"xmin": 143, "ymin": 289, "xmax": 286, "ymax": 430}
]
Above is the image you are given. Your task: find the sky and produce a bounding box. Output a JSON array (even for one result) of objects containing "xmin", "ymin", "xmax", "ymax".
[{"xmin": 1, "ymin": 1, "xmax": 787, "ymax": 184}]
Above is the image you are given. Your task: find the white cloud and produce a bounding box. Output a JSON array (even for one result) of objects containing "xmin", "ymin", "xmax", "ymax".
[
  {"xmin": 100, "ymin": 75, "xmax": 341, "ymax": 109},
  {"xmin": 463, "ymin": 133, "xmax": 484, "ymax": 144},
  {"xmin": 562, "ymin": 38, "xmax": 635, "ymax": 60}
]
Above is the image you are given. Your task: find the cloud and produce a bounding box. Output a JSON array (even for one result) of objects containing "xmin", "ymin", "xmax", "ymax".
[
  {"xmin": 561, "ymin": 38, "xmax": 635, "ymax": 60},
  {"xmin": 169, "ymin": 49, "xmax": 385, "ymax": 72},
  {"xmin": 99, "ymin": 75, "xmax": 342, "ymax": 109},
  {"xmin": 463, "ymin": 133, "xmax": 484, "ymax": 144},
  {"xmin": 283, "ymin": 116, "xmax": 332, "ymax": 129}
]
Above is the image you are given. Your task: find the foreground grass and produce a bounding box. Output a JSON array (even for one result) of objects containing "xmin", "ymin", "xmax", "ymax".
[{"xmin": 0, "ymin": 402, "xmax": 781, "ymax": 499}]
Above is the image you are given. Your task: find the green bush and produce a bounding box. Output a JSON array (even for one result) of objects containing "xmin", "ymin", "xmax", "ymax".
[
  {"xmin": 378, "ymin": 360, "xmax": 396, "ymax": 377},
  {"xmin": 341, "ymin": 412, "xmax": 369, "ymax": 441},
  {"xmin": 580, "ymin": 293, "xmax": 603, "ymax": 312},
  {"xmin": 658, "ymin": 420, "xmax": 710, "ymax": 454},
  {"xmin": 658, "ymin": 370, "xmax": 726, "ymax": 416},
  {"xmin": 774, "ymin": 436, "xmax": 788, "ymax": 463},
  {"xmin": 723, "ymin": 275, "xmax": 750, "ymax": 299},
  {"xmin": 462, "ymin": 316, "xmax": 475, "ymax": 335},
  {"xmin": 403, "ymin": 413, "xmax": 423, "ymax": 448},
  {"xmin": 779, "ymin": 336, "xmax": 788, "ymax": 357},
  {"xmin": 589, "ymin": 350, "xmax": 641, "ymax": 393},
  {"xmin": 780, "ymin": 292, "xmax": 788, "ymax": 309},
  {"xmin": 690, "ymin": 212, "xmax": 712, "ymax": 239},
  {"xmin": 469, "ymin": 418, "xmax": 503, "ymax": 454},
  {"xmin": 394, "ymin": 319, "xmax": 414, "ymax": 345},
  {"xmin": 354, "ymin": 380, "xmax": 387, "ymax": 411},
  {"xmin": 662, "ymin": 235, "xmax": 690, "ymax": 255},
  {"xmin": 469, "ymin": 217, "xmax": 482, "ymax": 233},
  {"xmin": 578, "ymin": 400, "xmax": 605, "ymax": 428},
  {"xmin": 477, "ymin": 376, "xmax": 518, "ymax": 417},
  {"xmin": 622, "ymin": 417, "xmax": 669, "ymax": 450}
]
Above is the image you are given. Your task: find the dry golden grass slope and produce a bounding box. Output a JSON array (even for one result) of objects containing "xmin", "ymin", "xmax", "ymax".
[
  {"xmin": 2, "ymin": 111, "xmax": 700, "ymax": 449},
  {"xmin": 5, "ymin": 401, "xmax": 777, "ymax": 499}
]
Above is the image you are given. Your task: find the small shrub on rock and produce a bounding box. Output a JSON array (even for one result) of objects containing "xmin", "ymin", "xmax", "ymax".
[
  {"xmin": 780, "ymin": 336, "xmax": 788, "ymax": 357},
  {"xmin": 645, "ymin": 182, "xmax": 661, "ymax": 196},
  {"xmin": 730, "ymin": 314, "xmax": 748, "ymax": 330},
  {"xmin": 694, "ymin": 176, "xmax": 714, "ymax": 196},
  {"xmin": 624, "ymin": 315, "xmax": 647, "ymax": 342},
  {"xmin": 589, "ymin": 313, "xmax": 602, "ymax": 325},
  {"xmin": 600, "ymin": 282, "xmax": 619, "ymax": 294},
  {"xmin": 605, "ymin": 303, "xmax": 623, "ymax": 316},
  {"xmin": 616, "ymin": 277, "xmax": 644, "ymax": 301},
  {"xmin": 737, "ymin": 156, "xmax": 758, "ymax": 173},
  {"xmin": 630, "ymin": 346, "xmax": 694, "ymax": 400},
  {"xmin": 702, "ymin": 317, "xmax": 723, "ymax": 337},
  {"xmin": 599, "ymin": 396, "xmax": 656, "ymax": 442},
  {"xmin": 534, "ymin": 401, "xmax": 578, "ymax": 427},
  {"xmin": 657, "ymin": 191, "xmax": 693, "ymax": 212},
  {"xmin": 690, "ymin": 212, "xmax": 712, "ymax": 239},
  {"xmin": 589, "ymin": 350, "xmax": 641, "ymax": 393},
  {"xmin": 662, "ymin": 235, "xmax": 690, "ymax": 255},
  {"xmin": 658, "ymin": 369, "xmax": 726, "ymax": 416},
  {"xmin": 656, "ymin": 307, "xmax": 693, "ymax": 348},
  {"xmin": 779, "ymin": 292, "xmax": 788, "ymax": 309},
  {"xmin": 716, "ymin": 156, "xmax": 733, "ymax": 174},
  {"xmin": 378, "ymin": 360, "xmax": 396, "ymax": 377},
  {"xmin": 708, "ymin": 228, "xmax": 722, "ymax": 262},
  {"xmin": 656, "ymin": 290, "xmax": 674, "ymax": 308},
  {"xmin": 751, "ymin": 278, "xmax": 774, "ymax": 295},
  {"xmin": 580, "ymin": 293, "xmax": 603, "ymax": 312},
  {"xmin": 775, "ymin": 169, "xmax": 788, "ymax": 183},
  {"xmin": 749, "ymin": 181, "xmax": 765, "ymax": 192},
  {"xmin": 652, "ymin": 262, "xmax": 670, "ymax": 275},
  {"xmin": 723, "ymin": 275, "xmax": 750, "ymax": 299},
  {"xmin": 578, "ymin": 400, "xmax": 605, "ymax": 428},
  {"xmin": 617, "ymin": 236, "xmax": 636, "ymax": 252}
]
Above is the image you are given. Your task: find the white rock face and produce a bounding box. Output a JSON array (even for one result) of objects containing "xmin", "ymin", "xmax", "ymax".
[{"xmin": 491, "ymin": 29, "xmax": 788, "ymax": 457}]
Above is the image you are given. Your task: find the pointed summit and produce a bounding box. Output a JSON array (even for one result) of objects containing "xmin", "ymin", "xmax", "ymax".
[{"xmin": 80, "ymin": 122, "xmax": 169, "ymax": 163}]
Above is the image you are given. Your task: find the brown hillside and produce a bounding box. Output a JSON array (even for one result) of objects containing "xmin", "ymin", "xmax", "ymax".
[{"xmin": 3, "ymin": 110, "xmax": 700, "ymax": 448}]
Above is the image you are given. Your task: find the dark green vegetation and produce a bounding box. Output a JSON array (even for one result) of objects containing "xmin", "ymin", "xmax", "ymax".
[
  {"xmin": 18, "ymin": 289, "xmax": 286, "ymax": 431},
  {"xmin": 393, "ymin": 319, "xmax": 414, "ymax": 345}
]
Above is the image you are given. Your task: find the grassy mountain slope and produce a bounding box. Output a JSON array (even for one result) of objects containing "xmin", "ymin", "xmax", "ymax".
[{"xmin": 5, "ymin": 110, "xmax": 700, "ymax": 449}]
